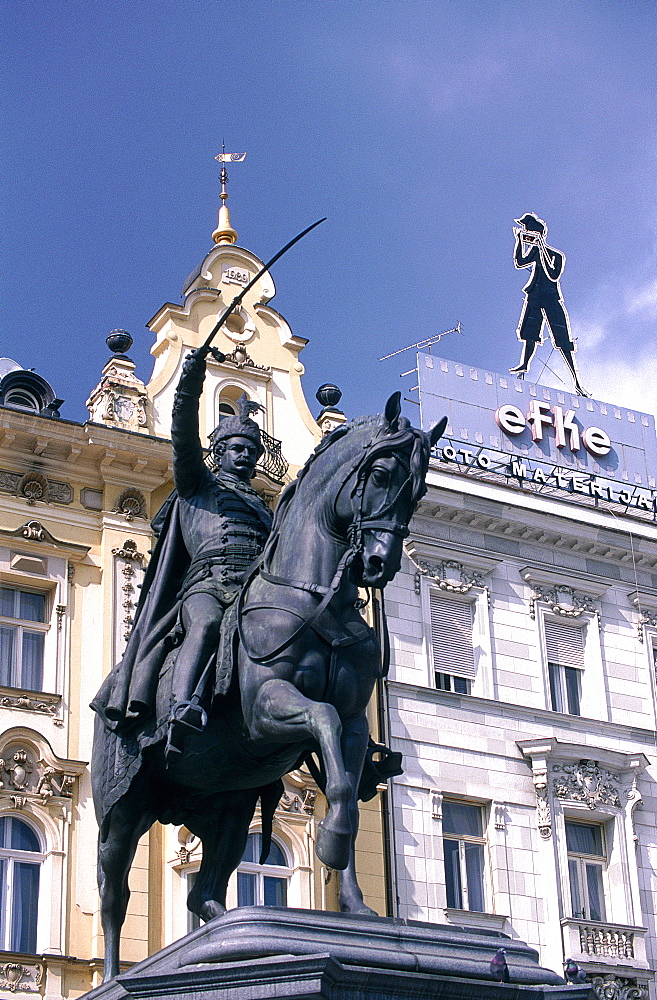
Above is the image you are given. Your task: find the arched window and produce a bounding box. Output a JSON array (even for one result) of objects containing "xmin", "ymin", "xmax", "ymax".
[
  {"xmin": 218, "ymin": 399, "xmax": 236, "ymax": 420},
  {"xmin": 4, "ymin": 388, "xmax": 40, "ymax": 412},
  {"xmin": 0, "ymin": 816, "xmax": 43, "ymax": 953},
  {"xmin": 237, "ymin": 833, "xmax": 291, "ymax": 907}
]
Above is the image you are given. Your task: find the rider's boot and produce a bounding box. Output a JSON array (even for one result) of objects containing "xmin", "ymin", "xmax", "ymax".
[{"xmin": 166, "ymin": 701, "xmax": 208, "ymax": 759}]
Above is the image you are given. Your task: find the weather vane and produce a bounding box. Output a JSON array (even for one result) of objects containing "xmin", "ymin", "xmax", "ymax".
[
  {"xmin": 510, "ymin": 213, "xmax": 588, "ymax": 396},
  {"xmin": 214, "ymin": 142, "xmax": 247, "ymax": 206}
]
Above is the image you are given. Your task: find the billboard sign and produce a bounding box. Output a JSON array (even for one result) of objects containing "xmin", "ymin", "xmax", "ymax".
[{"xmin": 418, "ymin": 353, "xmax": 657, "ymax": 519}]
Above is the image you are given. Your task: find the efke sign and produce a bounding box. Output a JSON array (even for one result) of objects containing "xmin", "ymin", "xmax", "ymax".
[
  {"xmin": 494, "ymin": 402, "xmax": 610, "ymax": 457},
  {"xmin": 417, "ymin": 353, "xmax": 657, "ymax": 517}
]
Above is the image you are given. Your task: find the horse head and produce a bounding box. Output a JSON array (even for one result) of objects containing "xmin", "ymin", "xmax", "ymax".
[{"xmin": 333, "ymin": 392, "xmax": 447, "ymax": 589}]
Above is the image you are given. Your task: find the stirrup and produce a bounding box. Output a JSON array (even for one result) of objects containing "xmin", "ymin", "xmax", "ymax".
[{"xmin": 165, "ymin": 701, "xmax": 208, "ymax": 758}]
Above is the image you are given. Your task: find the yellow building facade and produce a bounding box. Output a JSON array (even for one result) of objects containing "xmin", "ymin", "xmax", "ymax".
[{"xmin": 0, "ymin": 205, "xmax": 387, "ymax": 999}]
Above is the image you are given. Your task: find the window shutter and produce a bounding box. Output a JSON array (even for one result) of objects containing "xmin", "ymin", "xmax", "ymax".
[
  {"xmin": 544, "ymin": 619, "xmax": 585, "ymax": 669},
  {"xmin": 429, "ymin": 592, "xmax": 475, "ymax": 678}
]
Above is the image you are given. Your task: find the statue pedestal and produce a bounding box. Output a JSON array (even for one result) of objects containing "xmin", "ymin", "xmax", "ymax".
[{"xmin": 86, "ymin": 908, "xmax": 593, "ymax": 1000}]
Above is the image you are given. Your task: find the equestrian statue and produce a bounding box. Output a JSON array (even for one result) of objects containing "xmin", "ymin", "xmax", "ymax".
[{"xmin": 90, "ymin": 225, "xmax": 447, "ymax": 981}]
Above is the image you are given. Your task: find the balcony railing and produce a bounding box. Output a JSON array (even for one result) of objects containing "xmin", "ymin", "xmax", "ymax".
[{"xmin": 561, "ymin": 918, "xmax": 649, "ymax": 969}]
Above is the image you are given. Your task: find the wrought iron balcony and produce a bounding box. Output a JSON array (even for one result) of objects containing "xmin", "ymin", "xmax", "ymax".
[{"xmin": 256, "ymin": 428, "xmax": 289, "ymax": 485}]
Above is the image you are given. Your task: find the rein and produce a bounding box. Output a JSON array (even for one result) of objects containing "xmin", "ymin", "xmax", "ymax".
[{"xmin": 236, "ymin": 436, "xmax": 415, "ymax": 666}]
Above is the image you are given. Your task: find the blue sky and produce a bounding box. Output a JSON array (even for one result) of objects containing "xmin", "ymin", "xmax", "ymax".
[{"xmin": 2, "ymin": 0, "xmax": 656, "ymax": 425}]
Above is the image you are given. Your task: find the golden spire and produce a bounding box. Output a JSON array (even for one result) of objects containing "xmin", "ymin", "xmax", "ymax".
[{"xmin": 212, "ymin": 145, "xmax": 245, "ymax": 245}]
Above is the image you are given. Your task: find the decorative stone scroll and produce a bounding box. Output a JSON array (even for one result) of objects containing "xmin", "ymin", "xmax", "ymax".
[
  {"xmin": 529, "ymin": 584, "xmax": 598, "ymax": 621},
  {"xmin": 590, "ymin": 974, "xmax": 648, "ymax": 1000},
  {"xmin": 222, "ymin": 345, "xmax": 270, "ymax": 372},
  {"xmin": 0, "ymin": 960, "xmax": 44, "ymax": 994},
  {"xmin": 0, "ymin": 470, "xmax": 73, "ymax": 505},
  {"xmin": 553, "ymin": 760, "xmax": 621, "ymax": 809},
  {"xmin": 0, "ymin": 689, "xmax": 62, "ymax": 724},
  {"xmin": 112, "ymin": 539, "xmax": 145, "ymax": 660},
  {"xmin": 414, "ymin": 559, "xmax": 486, "ymax": 596}
]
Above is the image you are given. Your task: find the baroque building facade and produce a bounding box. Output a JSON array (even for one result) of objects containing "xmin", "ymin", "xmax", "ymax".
[
  {"xmin": 0, "ymin": 204, "xmax": 386, "ymax": 999},
  {"xmin": 384, "ymin": 353, "xmax": 657, "ymax": 1000}
]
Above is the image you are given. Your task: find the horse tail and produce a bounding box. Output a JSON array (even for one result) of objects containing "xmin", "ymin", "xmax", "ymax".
[{"xmin": 258, "ymin": 778, "xmax": 285, "ymax": 864}]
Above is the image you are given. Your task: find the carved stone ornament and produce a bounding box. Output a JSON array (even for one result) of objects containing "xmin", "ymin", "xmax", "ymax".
[
  {"xmin": 4, "ymin": 750, "xmax": 33, "ymax": 790},
  {"xmin": 553, "ymin": 760, "xmax": 621, "ymax": 809},
  {"xmin": 222, "ymin": 345, "xmax": 270, "ymax": 372},
  {"xmin": 86, "ymin": 355, "xmax": 149, "ymax": 431},
  {"xmin": 530, "ymin": 584, "xmax": 598, "ymax": 620},
  {"xmin": 279, "ymin": 788, "xmax": 317, "ymax": 815},
  {"xmin": 414, "ymin": 559, "xmax": 486, "ymax": 596},
  {"xmin": 0, "ymin": 738, "xmax": 82, "ymax": 803},
  {"xmin": 111, "ymin": 538, "xmax": 145, "ymax": 562},
  {"xmin": 113, "ymin": 488, "xmax": 146, "ymax": 521},
  {"xmin": 590, "ymin": 974, "xmax": 648, "ymax": 1000},
  {"xmin": 0, "ymin": 689, "xmax": 62, "ymax": 724},
  {"xmin": 0, "ymin": 470, "xmax": 74, "ymax": 506},
  {"xmin": 0, "ymin": 961, "xmax": 44, "ymax": 993},
  {"xmin": 531, "ymin": 766, "xmax": 552, "ymax": 839},
  {"xmin": 637, "ymin": 610, "xmax": 657, "ymax": 641}
]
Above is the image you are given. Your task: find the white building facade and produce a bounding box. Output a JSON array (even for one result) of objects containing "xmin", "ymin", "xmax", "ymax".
[{"xmin": 384, "ymin": 353, "xmax": 657, "ymax": 999}]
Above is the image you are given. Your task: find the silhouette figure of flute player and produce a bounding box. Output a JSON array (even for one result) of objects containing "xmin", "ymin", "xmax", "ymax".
[{"xmin": 510, "ymin": 213, "xmax": 588, "ymax": 396}]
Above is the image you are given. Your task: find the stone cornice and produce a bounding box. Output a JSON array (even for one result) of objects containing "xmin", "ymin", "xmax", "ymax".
[
  {"xmin": 387, "ymin": 680, "xmax": 657, "ymax": 750},
  {"xmin": 415, "ymin": 489, "xmax": 657, "ymax": 571}
]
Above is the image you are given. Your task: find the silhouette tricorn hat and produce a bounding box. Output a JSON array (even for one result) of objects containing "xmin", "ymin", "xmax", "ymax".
[{"xmin": 515, "ymin": 212, "xmax": 546, "ymax": 234}]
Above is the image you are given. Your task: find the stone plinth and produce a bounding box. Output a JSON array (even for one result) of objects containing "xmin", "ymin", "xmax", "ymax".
[{"xmin": 85, "ymin": 908, "xmax": 594, "ymax": 1000}]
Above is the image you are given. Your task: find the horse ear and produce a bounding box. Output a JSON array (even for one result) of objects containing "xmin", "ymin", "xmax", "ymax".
[
  {"xmin": 429, "ymin": 415, "xmax": 448, "ymax": 447},
  {"xmin": 384, "ymin": 392, "xmax": 402, "ymax": 432}
]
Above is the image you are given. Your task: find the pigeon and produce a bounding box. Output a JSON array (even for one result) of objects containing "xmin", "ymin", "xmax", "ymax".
[
  {"xmin": 490, "ymin": 947, "xmax": 510, "ymax": 983},
  {"xmin": 564, "ymin": 959, "xmax": 587, "ymax": 983}
]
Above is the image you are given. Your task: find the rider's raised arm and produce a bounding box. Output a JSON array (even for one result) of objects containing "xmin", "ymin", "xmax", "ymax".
[{"xmin": 171, "ymin": 348, "xmax": 208, "ymax": 499}]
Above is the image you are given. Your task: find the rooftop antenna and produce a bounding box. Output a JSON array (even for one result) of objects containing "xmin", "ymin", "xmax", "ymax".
[{"xmin": 378, "ymin": 322, "xmax": 463, "ymax": 362}]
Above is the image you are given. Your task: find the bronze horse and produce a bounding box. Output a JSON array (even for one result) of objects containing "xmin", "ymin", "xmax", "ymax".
[{"xmin": 91, "ymin": 393, "xmax": 444, "ymax": 980}]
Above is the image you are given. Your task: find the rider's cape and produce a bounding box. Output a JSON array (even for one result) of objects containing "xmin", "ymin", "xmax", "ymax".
[{"xmin": 91, "ymin": 491, "xmax": 189, "ymax": 731}]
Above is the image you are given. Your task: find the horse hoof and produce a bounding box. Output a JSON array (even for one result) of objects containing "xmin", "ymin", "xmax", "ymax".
[
  {"xmin": 199, "ymin": 899, "xmax": 227, "ymax": 922},
  {"xmin": 316, "ymin": 824, "xmax": 350, "ymax": 871}
]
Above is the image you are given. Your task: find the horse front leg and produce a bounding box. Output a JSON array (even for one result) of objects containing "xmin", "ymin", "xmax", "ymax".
[{"xmin": 247, "ymin": 677, "xmax": 353, "ymax": 870}]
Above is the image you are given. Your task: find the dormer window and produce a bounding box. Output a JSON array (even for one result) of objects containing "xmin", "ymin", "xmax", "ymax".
[{"xmin": 4, "ymin": 388, "xmax": 40, "ymax": 413}]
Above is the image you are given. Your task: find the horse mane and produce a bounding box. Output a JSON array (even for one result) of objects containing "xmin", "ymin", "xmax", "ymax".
[{"xmin": 260, "ymin": 412, "xmax": 430, "ymax": 570}]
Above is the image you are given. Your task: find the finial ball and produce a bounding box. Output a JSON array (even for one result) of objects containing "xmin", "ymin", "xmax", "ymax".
[
  {"xmin": 106, "ymin": 330, "xmax": 134, "ymax": 355},
  {"xmin": 316, "ymin": 383, "xmax": 342, "ymax": 409}
]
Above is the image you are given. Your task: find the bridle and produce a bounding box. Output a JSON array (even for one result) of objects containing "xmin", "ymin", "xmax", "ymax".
[{"xmin": 236, "ymin": 432, "xmax": 417, "ymax": 666}]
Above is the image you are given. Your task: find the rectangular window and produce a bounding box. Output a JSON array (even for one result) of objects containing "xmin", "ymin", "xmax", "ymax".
[
  {"xmin": 566, "ymin": 820, "xmax": 606, "ymax": 922},
  {"xmin": 0, "ymin": 587, "xmax": 48, "ymax": 691},
  {"xmin": 544, "ymin": 619, "xmax": 584, "ymax": 716},
  {"xmin": 435, "ymin": 672, "xmax": 471, "ymax": 694},
  {"xmin": 442, "ymin": 800, "xmax": 486, "ymax": 912},
  {"xmin": 429, "ymin": 593, "xmax": 475, "ymax": 692}
]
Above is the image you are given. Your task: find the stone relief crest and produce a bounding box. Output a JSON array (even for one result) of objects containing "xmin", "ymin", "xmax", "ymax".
[
  {"xmin": 553, "ymin": 760, "xmax": 620, "ymax": 809},
  {"xmin": 414, "ymin": 559, "xmax": 486, "ymax": 596},
  {"xmin": 530, "ymin": 584, "xmax": 598, "ymax": 620},
  {"xmin": 0, "ymin": 961, "xmax": 44, "ymax": 994}
]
